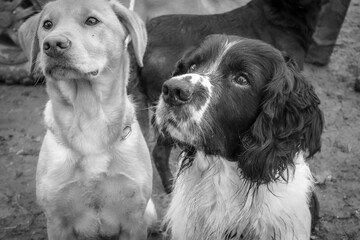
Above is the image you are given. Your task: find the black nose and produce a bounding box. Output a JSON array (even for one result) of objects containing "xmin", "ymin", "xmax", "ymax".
[
  {"xmin": 162, "ymin": 78, "xmax": 193, "ymax": 106},
  {"xmin": 43, "ymin": 36, "xmax": 71, "ymax": 58}
]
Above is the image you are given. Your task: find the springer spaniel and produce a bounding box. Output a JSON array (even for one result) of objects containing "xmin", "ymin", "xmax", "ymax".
[
  {"xmin": 155, "ymin": 35, "xmax": 324, "ymax": 240},
  {"xmin": 138, "ymin": 0, "xmax": 323, "ymax": 193}
]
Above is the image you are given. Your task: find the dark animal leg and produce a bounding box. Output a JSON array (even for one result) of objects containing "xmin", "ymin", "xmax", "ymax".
[
  {"xmin": 152, "ymin": 135, "xmax": 174, "ymax": 194},
  {"xmin": 309, "ymin": 191, "xmax": 320, "ymax": 231}
]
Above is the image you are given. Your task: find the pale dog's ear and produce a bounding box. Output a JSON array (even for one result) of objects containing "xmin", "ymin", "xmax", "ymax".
[
  {"xmin": 18, "ymin": 13, "xmax": 41, "ymax": 74},
  {"xmin": 109, "ymin": 0, "xmax": 147, "ymax": 67}
]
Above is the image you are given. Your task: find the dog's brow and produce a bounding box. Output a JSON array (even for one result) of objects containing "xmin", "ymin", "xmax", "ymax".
[{"xmin": 205, "ymin": 40, "xmax": 238, "ymax": 75}]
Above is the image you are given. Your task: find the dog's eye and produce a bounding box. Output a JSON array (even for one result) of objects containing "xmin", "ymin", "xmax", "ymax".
[
  {"xmin": 188, "ymin": 64, "xmax": 197, "ymax": 73},
  {"xmin": 232, "ymin": 75, "xmax": 248, "ymax": 86},
  {"xmin": 43, "ymin": 20, "xmax": 53, "ymax": 30},
  {"xmin": 85, "ymin": 17, "xmax": 100, "ymax": 26}
]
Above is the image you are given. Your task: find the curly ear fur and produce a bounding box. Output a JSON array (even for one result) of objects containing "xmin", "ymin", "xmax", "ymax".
[{"xmin": 239, "ymin": 55, "xmax": 324, "ymax": 184}]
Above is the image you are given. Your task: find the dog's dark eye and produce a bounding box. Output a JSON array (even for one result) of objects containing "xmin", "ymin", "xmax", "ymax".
[
  {"xmin": 43, "ymin": 20, "xmax": 53, "ymax": 30},
  {"xmin": 85, "ymin": 17, "xmax": 100, "ymax": 26},
  {"xmin": 188, "ymin": 64, "xmax": 197, "ymax": 73},
  {"xmin": 232, "ymin": 75, "xmax": 248, "ymax": 86}
]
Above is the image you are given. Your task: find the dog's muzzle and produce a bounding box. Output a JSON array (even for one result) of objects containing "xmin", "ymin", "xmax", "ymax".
[
  {"xmin": 162, "ymin": 77, "xmax": 194, "ymax": 106},
  {"xmin": 43, "ymin": 35, "xmax": 72, "ymax": 58}
]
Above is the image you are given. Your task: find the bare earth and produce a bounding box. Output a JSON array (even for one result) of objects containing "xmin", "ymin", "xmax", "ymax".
[{"xmin": 0, "ymin": 0, "xmax": 359, "ymax": 239}]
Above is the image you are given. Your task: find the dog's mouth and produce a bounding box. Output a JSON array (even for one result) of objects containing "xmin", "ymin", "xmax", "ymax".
[
  {"xmin": 45, "ymin": 65, "xmax": 99, "ymax": 80},
  {"xmin": 156, "ymin": 98, "xmax": 228, "ymax": 157},
  {"xmin": 155, "ymin": 105, "xmax": 203, "ymax": 149}
]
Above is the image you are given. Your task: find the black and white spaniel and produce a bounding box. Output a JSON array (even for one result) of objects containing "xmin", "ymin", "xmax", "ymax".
[
  {"xmin": 138, "ymin": 0, "xmax": 323, "ymax": 194},
  {"xmin": 155, "ymin": 35, "xmax": 324, "ymax": 240}
]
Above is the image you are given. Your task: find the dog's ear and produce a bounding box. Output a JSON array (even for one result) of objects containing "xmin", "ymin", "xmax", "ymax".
[
  {"xmin": 18, "ymin": 13, "xmax": 41, "ymax": 67},
  {"xmin": 17, "ymin": 13, "xmax": 41, "ymax": 74},
  {"xmin": 240, "ymin": 55, "xmax": 324, "ymax": 184},
  {"xmin": 110, "ymin": 0, "xmax": 147, "ymax": 67},
  {"xmin": 25, "ymin": 13, "xmax": 41, "ymax": 73}
]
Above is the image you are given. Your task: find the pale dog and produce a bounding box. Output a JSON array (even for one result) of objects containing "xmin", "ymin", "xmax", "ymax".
[{"xmin": 28, "ymin": 0, "xmax": 157, "ymax": 239}]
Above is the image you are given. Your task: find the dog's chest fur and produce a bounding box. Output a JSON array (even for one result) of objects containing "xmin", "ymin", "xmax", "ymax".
[
  {"xmin": 166, "ymin": 152, "xmax": 313, "ymax": 240},
  {"xmin": 37, "ymin": 102, "xmax": 149, "ymax": 237},
  {"xmin": 45, "ymin": 81, "xmax": 130, "ymax": 155},
  {"xmin": 38, "ymin": 129, "xmax": 148, "ymax": 237}
]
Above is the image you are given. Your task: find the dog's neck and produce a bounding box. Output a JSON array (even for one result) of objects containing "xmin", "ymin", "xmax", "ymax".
[{"xmin": 45, "ymin": 54, "xmax": 134, "ymax": 154}]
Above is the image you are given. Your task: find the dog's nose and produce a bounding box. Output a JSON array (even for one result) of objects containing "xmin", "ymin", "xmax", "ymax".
[
  {"xmin": 162, "ymin": 78, "xmax": 193, "ymax": 106},
  {"xmin": 43, "ymin": 36, "xmax": 71, "ymax": 58}
]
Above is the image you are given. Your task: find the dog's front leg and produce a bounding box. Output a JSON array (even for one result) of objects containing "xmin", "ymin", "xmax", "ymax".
[
  {"xmin": 152, "ymin": 135, "xmax": 174, "ymax": 193},
  {"xmin": 119, "ymin": 222, "xmax": 148, "ymax": 240},
  {"xmin": 46, "ymin": 218, "xmax": 77, "ymax": 240}
]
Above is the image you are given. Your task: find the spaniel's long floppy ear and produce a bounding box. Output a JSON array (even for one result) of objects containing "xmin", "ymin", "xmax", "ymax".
[
  {"xmin": 109, "ymin": 0, "xmax": 147, "ymax": 67},
  {"xmin": 240, "ymin": 55, "xmax": 324, "ymax": 184}
]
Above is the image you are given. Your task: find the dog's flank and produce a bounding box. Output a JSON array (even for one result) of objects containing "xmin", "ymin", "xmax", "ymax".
[
  {"xmin": 156, "ymin": 35, "xmax": 323, "ymax": 239},
  {"xmin": 31, "ymin": 0, "xmax": 156, "ymax": 239}
]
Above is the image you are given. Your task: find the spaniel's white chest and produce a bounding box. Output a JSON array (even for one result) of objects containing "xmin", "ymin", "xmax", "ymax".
[{"xmin": 165, "ymin": 152, "xmax": 313, "ymax": 240}]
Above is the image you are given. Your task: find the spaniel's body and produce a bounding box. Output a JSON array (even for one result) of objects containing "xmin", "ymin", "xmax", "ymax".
[
  {"xmin": 29, "ymin": 0, "xmax": 156, "ymax": 239},
  {"xmin": 155, "ymin": 35, "xmax": 324, "ymax": 240}
]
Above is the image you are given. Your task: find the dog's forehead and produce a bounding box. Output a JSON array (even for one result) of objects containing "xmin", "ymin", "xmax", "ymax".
[
  {"xmin": 43, "ymin": 0, "xmax": 114, "ymax": 18},
  {"xmin": 188, "ymin": 36, "xmax": 240, "ymax": 68},
  {"xmin": 191, "ymin": 36, "xmax": 243, "ymax": 75}
]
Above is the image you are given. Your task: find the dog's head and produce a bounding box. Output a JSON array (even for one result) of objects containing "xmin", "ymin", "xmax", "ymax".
[
  {"xmin": 29, "ymin": 0, "xmax": 146, "ymax": 81},
  {"xmin": 155, "ymin": 34, "xmax": 324, "ymax": 184}
]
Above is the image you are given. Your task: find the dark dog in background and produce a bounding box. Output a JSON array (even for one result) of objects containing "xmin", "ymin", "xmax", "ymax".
[
  {"xmin": 155, "ymin": 34, "xmax": 323, "ymax": 239},
  {"xmin": 137, "ymin": 0, "xmax": 323, "ymax": 193}
]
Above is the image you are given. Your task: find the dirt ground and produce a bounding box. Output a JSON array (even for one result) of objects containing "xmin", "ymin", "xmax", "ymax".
[{"xmin": 0, "ymin": 0, "xmax": 359, "ymax": 239}]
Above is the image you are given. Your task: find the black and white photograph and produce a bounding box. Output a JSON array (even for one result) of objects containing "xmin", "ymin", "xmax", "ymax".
[{"xmin": 0, "ymin": 0, "xmax": 359, "ymax": 239}]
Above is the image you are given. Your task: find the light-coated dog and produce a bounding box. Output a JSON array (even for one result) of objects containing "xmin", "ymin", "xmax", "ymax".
[{"xmin": 29, "ymin": 0, "xmax": 157, "ymax": 239}]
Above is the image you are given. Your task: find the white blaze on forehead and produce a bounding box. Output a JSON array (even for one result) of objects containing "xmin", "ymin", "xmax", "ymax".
[{"xmin": 205, "ymin": 39, "xmax": 239, "ymax": 75}]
